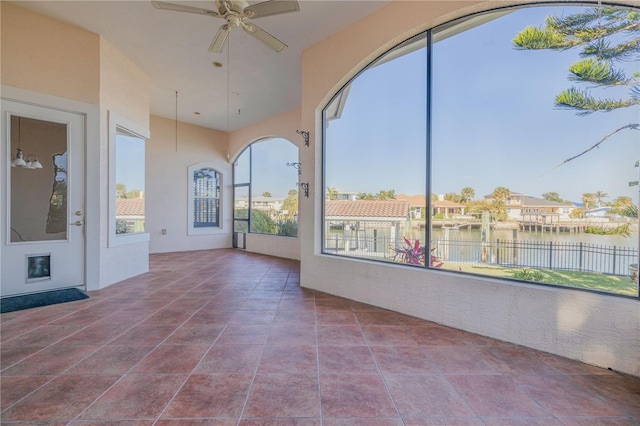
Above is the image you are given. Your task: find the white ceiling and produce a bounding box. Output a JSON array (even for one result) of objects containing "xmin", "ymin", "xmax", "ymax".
[{"xmin": 12, "ymin": 0, "xmax": 391, "ymax": 131}]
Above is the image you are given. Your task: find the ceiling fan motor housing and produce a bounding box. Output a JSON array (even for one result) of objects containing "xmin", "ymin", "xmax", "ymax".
[{"xmin": 217, "ymin": 0, "xmax": 249, "ymax": 16}]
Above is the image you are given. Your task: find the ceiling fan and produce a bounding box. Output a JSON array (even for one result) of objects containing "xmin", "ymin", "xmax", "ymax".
[{"xmin": 151, "ymin": 0, "xmax": 300, "ymax": 53}]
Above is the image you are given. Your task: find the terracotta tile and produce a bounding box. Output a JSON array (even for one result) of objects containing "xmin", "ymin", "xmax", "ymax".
[
  {"xmin": 577, "ymin": 374, "xmax": 640, "ymax": 417},
  {"xmin": 71, "ymin": 420, "xmax": 154, "ymax": 425},
  {"xmin": 370, "ymin": 345, "xmax": 437, "ymax": 374},
  {"xmin": 230, "ymin": 309, "xmax": 277, "ymax": 324},
  {"xmin": 2, "ymin": 344, "xmax": 99, "ymax": 376},
  {"xmin": 447, "ymin": 375, "xmax": 549, "ymax": 417},
  {"xmin": 0, "ymin": 345, "xmax": 45, "ymax": 370},
  {"xmin": 2, "ymin": 324, "xmax": 85, "ymax": 347},
  {"xmin": 109, "ymin": 323, "xmax": 179, "ymax": 346},
  {"xmin": 277, "ymin": 298, "xmax": 316, "ymax": 311},
  {"xmin": 65, "ymin": 345, "xmax": 154, "ymax": 375},
  {"xmin": 1, "ymin": 375, "xmax": 119, "ymax": 422},
  {"xmin": 2, "ymin": 250, "xmax": 639, "ymax": 425},
  {"xmin": 146, "ymin": 305, "xmax": 196, "ymax": 324},
  {"xmin": 258, "ymin": 344, "xmax": 317, "ymax": 373},
  {"xmin": 361, "ymin": 326, "xmax": 418, "ymax": 346},
  {"xmin": 0, "ymin": 375, "xmax": 52, "ymax": 411},
  {"xmin": 323, "ymin": 419, "xmax": 403, "ymax": 426},
  {"xmin": 320, "ymin": 373, "xmax": 397, "ymax": 418},
  {"xmin": 189, "ymin": 309, "xmax": 236, "ymax": 325},
  {"xmin": 402, "ymin": 419, "xmax": 484, "ymax": 425},
  {"xmin": 243, "ymin": 373, "xmax": 320, "ymax": 418},
  {"xmin": 58, "ymin": 321, "xmax": 132, "ymax": 345},
  {"xmin": 478, "ymin": 418, "xmax": 563, "ymax": 425},
  {"xmin": 163, "ymin": 374, "xmax": 253, "ymax": 418},
  {"xmin": 319, "ymin": 345, "xmax": 377, "ymax": 374},
  {"xmin": 511, "ymin": 374, "xmax": 625, "ymax": 417},
  {"xmin": 129, "ymin": 344, "xmax": 209, "ymax": 374},
  {"xmin": 557, "ymin": 417, "xmax": 640, "ymax": 425},
  {"xmin": 422, "ymin": 346, "xmax": 498, "ymax": 375},
  {"xmin": 216, "ymin": 325, "xmax": 271, "ymax": 344},
  {"xmin": 316, "ymin": 309, "xmax": 358, "ymax": 325},
  {"xmin": 240, "ymin": 419, "xmax": 320, "ymax": 426},
  {"xmin": 163, "ymin": 321, "xmax": 224, "ymax": 345},
  {"xmin": 156, "ymin": 420, "xmax": 237, "ymax": 425},
  {"xmin": 354, "ymin": 311, "xmax": 402, "ymax": 326},
  {"xmin": 79, "ymin": 374, "xmax": 186, "ymax": 420},
  {"xmin": 317, "ymin": 325, "xmax": 367, "ymax": 346},
  {"xmin": 195, "ymin": 344, "xmax": 263, "ymax": 373},
  {"xmin": 384, "ymin": 374, "xmax": 474, "ymax": 418},
  {"xmin": 267, "ymin": 324, "xmax": 316, "ymax": 345},
  {"xmin": 479, "ymin": 345, "xmax": 559, "ymax": 375},
  {"xmin": 534, "ymin": 352, "xmax": 615, "ymax": 375},
  {"xmin": 406, "ymin": 326, "xmax": 466, "ymax": 346},
  {"xmin": 273, "ymin": 309, "xmax": 316, "ymax": 324}
]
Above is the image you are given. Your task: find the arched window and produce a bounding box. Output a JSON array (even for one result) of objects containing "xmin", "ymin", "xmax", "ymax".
[
  {"xmin": 323, "ymin": 3, "xmax": 640, "ymax": 297},
  {"xmin": 233, "ymin": 138, "xmax": 299, "ymax": 237},
  {"xmin": 188, "ymin": 163, "xmax": 221, "ymax": 234}
]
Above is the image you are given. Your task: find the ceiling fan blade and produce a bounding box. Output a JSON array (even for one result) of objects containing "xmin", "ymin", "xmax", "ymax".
[
  {"xmin": 244, "ymin": 0, "xmax": 300, "ymax": 19},
  {"xmin": 209, "ymin": 24, "xmax": 230, "ymax": 53},
  {"xmin": 242, "ymin": 22, "xmax": 287, "ymax": 52},
  {"xmin": 151, "ymin": 1, "xmax": 220, "ymax": 17}
]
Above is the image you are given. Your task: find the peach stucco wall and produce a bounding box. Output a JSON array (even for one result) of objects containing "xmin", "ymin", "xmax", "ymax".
[
  {"xmin": 147, "ymin": 115, "xmax": 231, "ymax": 254},
  {"xmin": 298, "ymin": 0, "xmax": 640, "ymax": 376},
  {"xmin": 98, "ymin": 37, "xmax": 152, "ymax": 286},
  {"xmin": 0, "ymin": 2, "xmax": 100, "ymax": 105}
]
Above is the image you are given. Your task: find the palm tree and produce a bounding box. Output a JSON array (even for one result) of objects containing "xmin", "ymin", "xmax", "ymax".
[
  {"xmin": 460, "ymin": 187, "xmax": 475, "ymax": 203},
  {"xmin": 261, "ymin": 192, "xmax": 272, "ymax": 198},
  {"xmin": 326, "ymin": 187, "xmax": 338, "ymax": 200},
  {"xmin": 582, "ymin": 193, "xmax": 596, "ymax": 210},
  {"xmin": 376, "ymin": 189, "xmax": 396, "ymax": 200},
  {"xmin": 492, "ymin": 186, "xmax": 510, "ymax": 201},
  {"xmin": 594, "ymin": 190, "xmax": 608, "ymax": 207}
]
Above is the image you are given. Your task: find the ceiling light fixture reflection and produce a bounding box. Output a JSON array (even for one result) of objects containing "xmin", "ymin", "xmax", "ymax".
[{"xmin": 11, "ymin": 117, "xmax": 42, "ymax": 169}]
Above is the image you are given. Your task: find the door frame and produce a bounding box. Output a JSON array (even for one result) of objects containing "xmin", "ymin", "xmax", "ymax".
[{"xmin": 1, "ymin": 86, "xmax": 101, "ymax": 292}]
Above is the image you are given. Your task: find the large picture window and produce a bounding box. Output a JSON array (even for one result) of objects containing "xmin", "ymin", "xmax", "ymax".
[
  {"xmin": 233, "ymin": 138, "xmax": 299, "ymax": 237},
  {"xmin": 323, "ymin": 3, "xmax": 640, "ymax": 298}
]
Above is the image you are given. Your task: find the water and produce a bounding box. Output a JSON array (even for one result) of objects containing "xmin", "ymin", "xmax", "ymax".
[
  {"xmin": 431, "ymin": 227, "xmax": 639, "ymax": 275},
  {"xmin": 431, "ymin": 227, "xmax": 639, "ymax": 249}
]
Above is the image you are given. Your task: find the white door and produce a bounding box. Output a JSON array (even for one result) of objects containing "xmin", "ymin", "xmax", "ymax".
[{"xmin": 1, "ymin": 100, "xmax": 85, "ymax": 297}]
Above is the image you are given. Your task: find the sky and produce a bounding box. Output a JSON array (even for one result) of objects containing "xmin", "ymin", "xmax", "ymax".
[
  {"xmin": 324, "ymin": 5, "xmax": 640, "ymax": 204},
  {"xmin": 236, "ymin": 138, "xmax": 299, "ymax": 199},
  {"xmin": 116, "ymin": 134, "xmax": 146, "ymax": 193}
]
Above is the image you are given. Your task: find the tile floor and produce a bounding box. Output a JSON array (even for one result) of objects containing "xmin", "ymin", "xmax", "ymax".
[{"xmin": 1, "ymin": 249, "xmax": 639, "ymax": 425}]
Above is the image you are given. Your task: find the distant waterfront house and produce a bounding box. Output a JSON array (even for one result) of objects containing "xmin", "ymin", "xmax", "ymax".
[
  {"xmin": 433, "ymin": 199, "xmax": 466, "ymax": 218},
  {"xmin": 396, "ymin": 194, "xmax": 466, "ymax": 218},
  {"xmin": 234, "ymin": 196, "xmax": 287, "ymax": 222},
  {"xmin": 396, "ymin": 194, "xmax": 426, "ymax": 218},
  {"xmin": 251, "ymin": 196, "xmax": 284, "ymax": 214},
  {"xmin": 483, "ymin": 192, "xmax": 575, "ymax": 221},
  {"xmin": 585, "ymin": 206, "xmax": 611, "ymax": 218}
]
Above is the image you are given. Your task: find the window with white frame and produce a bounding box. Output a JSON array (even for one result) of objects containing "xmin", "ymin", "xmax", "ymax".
[{"xmin": 188, "ymin": 163, "xmax": 221, "ymax": 235}]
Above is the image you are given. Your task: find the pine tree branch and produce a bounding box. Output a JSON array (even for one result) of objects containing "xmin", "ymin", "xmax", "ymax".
[{"xmin": 540, "ymin": 123, "xmax": 640, "ymax": 176}]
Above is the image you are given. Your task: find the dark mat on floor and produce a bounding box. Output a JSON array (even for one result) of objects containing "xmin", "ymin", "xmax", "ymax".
[{"xmin": 1, "ymin": 288, "xmax": 89, "ymax": 314}]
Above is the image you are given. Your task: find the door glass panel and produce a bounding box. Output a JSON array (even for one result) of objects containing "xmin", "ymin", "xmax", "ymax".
[{"xmin": 10, "ymin": 115, "xmax": 68, "ymax": 242}]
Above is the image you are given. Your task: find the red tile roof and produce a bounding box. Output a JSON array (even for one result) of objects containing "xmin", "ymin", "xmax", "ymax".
[
  {"xmin": 116, "ymin": 198, "xmax": 145, "ymax": 216},
  {"xmin": 325, "ymin": 200, "xmax": 409, "ymax": 219}
]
